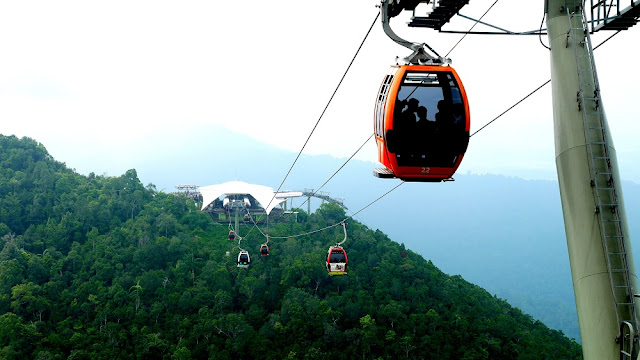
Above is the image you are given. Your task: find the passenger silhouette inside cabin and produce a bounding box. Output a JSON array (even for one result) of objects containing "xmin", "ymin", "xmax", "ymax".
[
  {"xmin": 435, "ymin": 100, "xmax": 455, "ymax": 141},
  {"xmin": 399, "ymin": 98, "xmax": 420, "ymax": 126},
  {"xmin": 388, "ymin": 71, "xmax": 471, "ymax": 169},
  {"xmin": 392, "ymin": 82, "xmax": 468, "ymax": 168},
  {"xmin": 330, "ymin": 251, "xmax": 346, "ymax": 263},
  {"xmin": 393, "ymin": 97, "xmax": 420, "ymax": 159},
  {"xmin": 415, "ymin": 105, "xmax": 435, "ymax": 153},
  {"xmin": 416, "ymin": 106, "xmax": 428, "ymax": 127}
]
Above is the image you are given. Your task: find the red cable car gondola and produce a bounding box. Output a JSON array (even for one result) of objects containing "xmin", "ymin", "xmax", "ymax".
[
  {"xmin": 326, "ymin": 246, "xmax": 348, "ymax": 276},
  {"xmin": 373, "ymin": 64, "xmax": 470, "ymax": 182},
  {"xmin": 228, "ymin": 231, "xmax": 236, "ymax": 241},
  {"xmin": 260, "ymin": 243, "xmax": 269, "ymax": 257}
]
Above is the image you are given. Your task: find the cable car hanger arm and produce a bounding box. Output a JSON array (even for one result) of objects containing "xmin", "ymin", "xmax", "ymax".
[
  {"xmin": 335, "ymin": 222, "xmax": 348, "ymax": 246},
  {"xmin": 379, "ymin": 0, "xmax": 449, "ymax": 65}
]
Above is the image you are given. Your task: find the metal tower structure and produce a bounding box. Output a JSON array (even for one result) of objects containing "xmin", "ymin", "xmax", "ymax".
[
  {"xmin": 546, "ymin": 1, "xmax": 638, "ymax": 359},
  {"xmin": 590, "ymin": 0, "xmax": 640, "ymax": 31},
  {"xmin": 302, "ymin": 189, "xmax": 347, "ymax": 215},
  {"xmin": 172, "ymin": 185, "xmax": 201, "ymax": 201}
]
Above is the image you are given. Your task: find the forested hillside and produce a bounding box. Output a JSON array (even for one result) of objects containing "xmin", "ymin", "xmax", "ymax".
[{"xmin": 0, "ymin": 135, "xmax": 581, "ymax": 359}]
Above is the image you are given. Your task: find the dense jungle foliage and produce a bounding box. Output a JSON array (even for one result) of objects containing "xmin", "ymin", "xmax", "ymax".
[{"xmin": 0, "ymin": 134, "xmax": 582, "ymax": 359}]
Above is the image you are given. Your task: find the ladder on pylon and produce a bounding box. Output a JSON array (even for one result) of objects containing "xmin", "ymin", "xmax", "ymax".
[{"xmin": 565, "ymin": 2, "xmax": 639, "ymax": 357}]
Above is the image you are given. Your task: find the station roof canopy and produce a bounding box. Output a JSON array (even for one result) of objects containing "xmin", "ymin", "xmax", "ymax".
[{"xmin": 199, "ymin": 181, "xmax": 301, "ymax": 215}]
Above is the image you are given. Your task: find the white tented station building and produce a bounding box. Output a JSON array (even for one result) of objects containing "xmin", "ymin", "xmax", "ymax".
[{"xmin": 198, "ymin": 181, "xmax": 302, "ymax": 223}]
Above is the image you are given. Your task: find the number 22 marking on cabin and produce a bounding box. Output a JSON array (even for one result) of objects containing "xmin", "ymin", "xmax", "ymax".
[{"xmin": 421, "ymin": 167, "xmax": 430, "ymax": 174}]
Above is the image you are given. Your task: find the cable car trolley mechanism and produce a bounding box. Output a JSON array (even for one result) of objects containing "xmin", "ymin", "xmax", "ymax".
[{"xmin": 373, "ymin": 0, "xmax": 470, "ymax": 182}]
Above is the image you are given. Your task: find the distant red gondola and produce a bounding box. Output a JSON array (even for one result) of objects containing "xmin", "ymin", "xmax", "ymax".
[
  {"xmin": 326, "ymin": 246, "xmax": 348, "ymax": 276},
  {"xmin": 260, "ymin": 244, "xmax": 269, "ymax": 257},
  {"xmin": 373, "ymin": 65, "xmax": 470, "ymax": 181},
  {"xmin": 228, "ymin": 231, "xmax": 236, "ymax": 241}
]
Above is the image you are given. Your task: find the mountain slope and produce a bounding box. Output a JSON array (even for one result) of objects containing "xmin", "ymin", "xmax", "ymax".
[
  {"xmin": 116, "ymin": 124, "xmax": 640, "ymax": 343},
  {"xmin": 0, "ymin": 135, "xmax": 582, "ymax": 359}
]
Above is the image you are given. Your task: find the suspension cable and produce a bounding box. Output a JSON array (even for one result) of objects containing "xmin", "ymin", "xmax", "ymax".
[
  {"xmin": 471, "ymin": 79, "xmax": 550, "ymax": 137},
  {"xmin": 266, "ymin": 181, "xmax": 404, "ymax": 240},
  {"xmin": 343, "ymin": 181, "xmax": 404, "ymax": 221},
  {"xmin": 296, "ymin": 133, "xmax": 374, "ymax": 211},
  {"xmin": 539, "ymin": 13, "xmax": 551, "ymax": 50},
  {"xmin": 445, "ymin": 0, "xmax": 500, "ymax": 58},
  {"xmin": 470, "ymin": 30, "xmax": 621, "ymax": 137},
  {"xmin": 264, "ymin": 11, "xmax": 380, "ymax": 213},
  {"xmin": 593, "ymin": 30, "xmax": 621, "ymax": 50},
  {"xmin": 240, "ymin": 208, "xmax": 258, "ymax": 239}
]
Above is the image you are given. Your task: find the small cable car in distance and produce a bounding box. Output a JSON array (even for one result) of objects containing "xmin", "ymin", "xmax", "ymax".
[
  {"xmin": 326, "ymin": 222, "xmax": 348, "ymax": 276},
  {"xmin": 237, "ymin": 250, "xmax": 250, "ymax": 268},
  {"xmin": 260, "ymin": 243, "xmax": 269, "ymax": 257},
  {"xmin": 228, "ymin": 231, "xmax": 236, "ymax": 241},
  {"xmin": 326, "ymin": 246, "xmax": 348, "ymax": 276},
  {"xmin": 373, "ymin": 0, "xmax": 470, "ymax": 182}
]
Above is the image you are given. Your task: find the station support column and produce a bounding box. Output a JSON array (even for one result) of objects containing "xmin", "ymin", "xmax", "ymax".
[{"xmin": 546, "ymin": 1, "xmax": 639, "ymax": 359}]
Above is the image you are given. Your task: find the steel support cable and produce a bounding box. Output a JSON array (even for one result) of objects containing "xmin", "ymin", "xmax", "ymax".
[
  {"xmin": 241, "ymin": 203, "xmax": 273, "ymax": 240},
  {"xmin": 341, "ymin": 181, "xmax": 404, "ymax": 222},
  {"xmin": 471, "ymin": 79, "xmax": 550, "ymax": 137},
  {"xmin": 264, "ymin": 11, "xmax": 380, "ymax": 214},
  {"xmin": 470, "ymin": 30, "xmax": 621, "ymax": 137},
  {"xmin": 445, "ymin": 0, "xmax": 501, "ymax": 58},
  {"xmin": 226, "ymin": 207, "xmax": 258, "ymax": 240},
  {"xmin": 295, "ymin": 133, "xmax": 374, "ymax": 211},
  {"xmin": 243, "ymin": 203, "xmax": 277, "ymax": 242},
  {"xmin": 266, "ymin": 211, "xmax": 269, "ymax": 246},
  {"xmin": 259, "ymin": 181, "xmax": 405, "ymax": 240},
  {"xmin": 592, "ymin": 30, "xmax": 621, "ymax": 50},
  {"xmin": 240, "ymin": 209, "xmax": 258, "ymax": 239},
  {"xmin": 539, "ymin": 13, "xmax": 551, "ymax": 50}
]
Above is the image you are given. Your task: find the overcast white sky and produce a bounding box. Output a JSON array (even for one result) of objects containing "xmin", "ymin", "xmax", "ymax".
[{"xmin": 1, "ymin": 0, "xmax": 638, "ymax": 183}]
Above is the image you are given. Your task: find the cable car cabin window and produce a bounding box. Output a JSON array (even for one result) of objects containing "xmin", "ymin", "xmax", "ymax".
[
  {"xmin": 393, "ymin": 71, "xmax": 467, "ymax": 167},
  {"xmin": 330, "ymin": 251, "xmax": 346, "ymax": 263}
]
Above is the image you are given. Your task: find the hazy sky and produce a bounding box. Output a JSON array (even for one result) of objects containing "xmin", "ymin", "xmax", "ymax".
[{"xmin": 1, "ymin": 1, "xmax": 638, "ymax": 183}]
